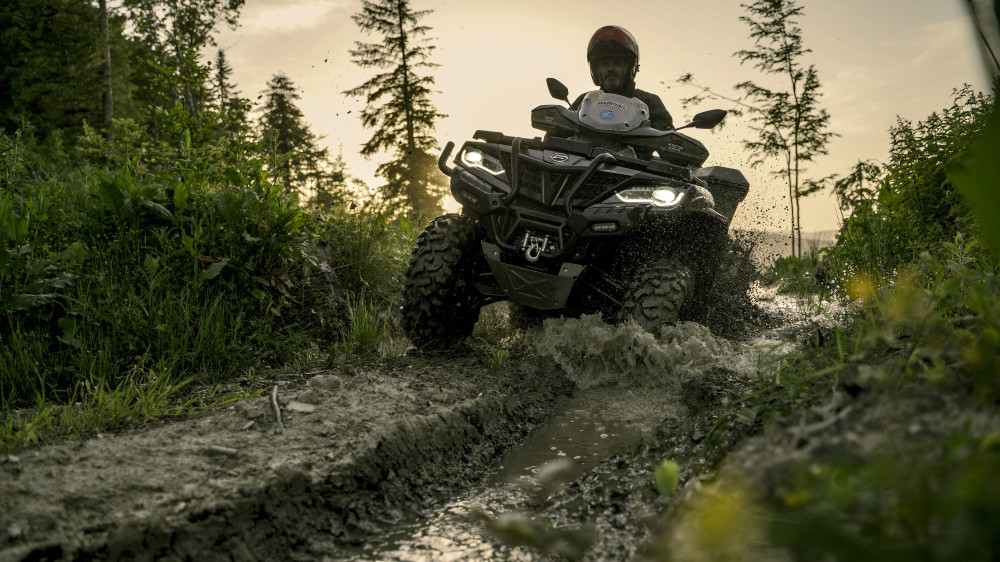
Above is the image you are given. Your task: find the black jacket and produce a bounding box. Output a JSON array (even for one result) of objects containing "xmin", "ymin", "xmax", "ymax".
[{"xmin": 570, "ymin": 85, "xmax": 674, "ymax": 131}]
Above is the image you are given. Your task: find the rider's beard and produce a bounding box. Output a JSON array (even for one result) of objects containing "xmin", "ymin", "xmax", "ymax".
[{"xmin": 602, "ymin": 73, "xmax": 623, "ymax": 92}]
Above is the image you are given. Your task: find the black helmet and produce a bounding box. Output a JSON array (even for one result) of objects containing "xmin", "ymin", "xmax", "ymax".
[{"xmin": 587, "ymin": 25, "xmax": 640, "ymax": 86}]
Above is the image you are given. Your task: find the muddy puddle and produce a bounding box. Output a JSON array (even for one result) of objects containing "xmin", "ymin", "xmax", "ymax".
[{"xmin": 347, "ymin": 314, "xmax": 781, "ymax": 561}]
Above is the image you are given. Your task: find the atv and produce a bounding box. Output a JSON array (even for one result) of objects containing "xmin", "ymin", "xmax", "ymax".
[{"xmin": 401, "ymin": 78, "xmax": 749, "ymax": 349}]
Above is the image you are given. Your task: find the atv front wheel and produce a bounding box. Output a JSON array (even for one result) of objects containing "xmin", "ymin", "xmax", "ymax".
[
  {"xmin": 402, "ymin": 214, "xmax": 484, "ymax": 350},
  {"xmin": 619, "ymin": 258, "xmax": 693, "ymax": 333}
]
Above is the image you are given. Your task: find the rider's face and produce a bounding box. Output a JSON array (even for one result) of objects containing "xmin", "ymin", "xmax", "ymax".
[{"xmin": 597, "ymin": 57, "xmax": 630, "ymax": 91}]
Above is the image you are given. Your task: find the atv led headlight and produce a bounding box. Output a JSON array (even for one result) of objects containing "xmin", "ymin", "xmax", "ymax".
[
  {"xmin": 612, "ymin": 185, "xmax": 686, "ymax": 207},
  {"xmin": 459, "ymin": 147, "xmax": 505, "ymax": 176}
]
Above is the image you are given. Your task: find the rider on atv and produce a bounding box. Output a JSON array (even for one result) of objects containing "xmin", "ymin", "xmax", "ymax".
[{"xmin": 572, "ymin": 25, "xmax": 675, "ymax": 133}]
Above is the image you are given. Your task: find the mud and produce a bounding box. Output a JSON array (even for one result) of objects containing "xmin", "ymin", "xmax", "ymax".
[{"xmin": 0, "ymin": 355, "xmax": 572, "ymax": 561}]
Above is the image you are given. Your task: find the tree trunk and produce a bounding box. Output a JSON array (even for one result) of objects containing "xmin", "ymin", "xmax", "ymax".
[
  {"xmin": 396, "ymin": 0, "xmax": 421, "ymax": 214},
  {"xmin": 786, "ymin": 152, "xmax": 797, "ymax": 259},
  {"xmin": 99, "ymin": 0, "xmax": 113, "ymax": 144}
]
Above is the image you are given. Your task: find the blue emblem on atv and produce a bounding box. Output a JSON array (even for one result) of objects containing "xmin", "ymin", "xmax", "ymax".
[{"xmin": 600, "ymin": 110, "xmax": 615, "ymax": 120}]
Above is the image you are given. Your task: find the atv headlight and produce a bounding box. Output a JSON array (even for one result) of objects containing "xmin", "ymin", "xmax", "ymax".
[
  {"xmin": 459, "ymin": 147, "xmax": 505, "ymax": 176},
  {"xmin": 612, "ymin": 185, "xmax": 686, "ymax": 207}
]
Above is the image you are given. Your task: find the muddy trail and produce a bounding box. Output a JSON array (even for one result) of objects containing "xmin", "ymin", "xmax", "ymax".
[{"xmin": 3, "ymin": 294, "xmax": 994, "ymax": 560}]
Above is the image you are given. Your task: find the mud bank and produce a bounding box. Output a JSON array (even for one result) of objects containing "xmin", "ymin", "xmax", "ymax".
[{"xmin": 0, "ymin": 355, "xmax": 572, "ymax": 561}]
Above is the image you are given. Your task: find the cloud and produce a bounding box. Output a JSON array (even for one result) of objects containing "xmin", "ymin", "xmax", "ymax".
[{"xmin": 240, "ymin": 0, "xmax": 347, "ymax": 34}]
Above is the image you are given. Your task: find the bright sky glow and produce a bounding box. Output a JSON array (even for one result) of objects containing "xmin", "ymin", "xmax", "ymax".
[{"xmin": 215, "ymin": 0, "xmax": 995, "ymax": 233}]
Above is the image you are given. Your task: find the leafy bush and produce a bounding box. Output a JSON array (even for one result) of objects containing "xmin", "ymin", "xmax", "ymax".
[
  {"xmin": 0, "ymin": 125, "xmax": 408, "ymax": 430},
  {"xmin": 827, "ymin": 86, "xmax": 994, "ymax": 284}
]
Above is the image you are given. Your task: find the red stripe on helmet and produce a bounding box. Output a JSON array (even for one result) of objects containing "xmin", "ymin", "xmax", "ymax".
[{"xmin": 588, "ymin": 26, "xmax": 637, "ymax": 54}]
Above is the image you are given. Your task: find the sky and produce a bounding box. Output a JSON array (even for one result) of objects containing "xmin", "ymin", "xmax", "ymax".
[{"xmin": 213, "ymin": 0, "xmax": 997, "ymax": 234}]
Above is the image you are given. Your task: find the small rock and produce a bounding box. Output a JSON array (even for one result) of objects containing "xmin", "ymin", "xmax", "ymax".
[
  {"xmin": 6, "ymin": 455, "xmax": 20, "ymax": 464},
  {"xmin": 7, "ymin": 521, "xmax": 25, "ymax": 539},
  {"xmin": 318, "ymin": 421, "xmax": 338, "ymax": 437},
  {"xmin": 310, "ymin": 375, "xmax": 341, "ymax": 390},
  {"xmin": 286, "ymin": 401, "xmax": 317, "ymax": 413},
  {"xmin": 691, "ymin": 431, "xmax": 706, "ymax": 443},
  {"xmin": 204, "ymin": 445, "xmax": 238, "ymax": 456},
  {"xmin": 240, "ymin": 421, "xmax": 256, "ymax": 431},
  {"xmin": 296, "ymin": 389, "xmax": 321, "ymax": 405}
]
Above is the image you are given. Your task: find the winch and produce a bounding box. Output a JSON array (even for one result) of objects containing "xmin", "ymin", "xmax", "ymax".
[{"xmin": 519, "ymin": 231, "xmax": 558, "ymax": 262}]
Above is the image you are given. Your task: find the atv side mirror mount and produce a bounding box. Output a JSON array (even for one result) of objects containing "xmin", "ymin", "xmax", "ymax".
[
  {"xmin": 546, "ymin": 78, "xmax": 571, "ymax": 106},
  {"xmin": 675, "ymin": 109, "xmax": 728, "ymax": 131}
]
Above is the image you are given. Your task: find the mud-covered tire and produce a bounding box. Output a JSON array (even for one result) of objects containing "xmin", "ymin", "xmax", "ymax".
[
  {"xmin": 402, "ymin": 214, "xmax": 484, "ymax": 350},
  {"xmin": 619, "ymin": 258, "xmax": 693, "ymax": 333}
]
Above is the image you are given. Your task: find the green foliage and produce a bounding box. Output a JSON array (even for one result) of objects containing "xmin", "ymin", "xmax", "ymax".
[
  {"xmin": 814, "ymin": 159, "xmax": 883, "ymax": 214},
  {"xmin": 829, "ymin": 86, "xmax": 994, "ymax": 281},
  {"xmin": 332, "ymin": 294, "xmax": 392, "ymax": 359},
  {"xmin": 655, "ymin": 460, "xmax": 681, "ymax": 497},
  {"xmin": 0, "ymin": 126, "xmax": 371, "ymax": 423},
  {"xmin": 0, "ymin": 0, "xmax": 123, "ymax": 137},
  {"xmin": 319, "ymin": 209, "xmax": 415, "ymax": 306},
  {"xmin": 344, "ymin": 0, "xmax": 447, "ymax": 217},
  {"xmin": 765, "ymin": 427, "xmax": 1000, "ymax": 561},
  {"xmin": 952, "ymin": 95, "xmax": 1000, "ymax": 255}
]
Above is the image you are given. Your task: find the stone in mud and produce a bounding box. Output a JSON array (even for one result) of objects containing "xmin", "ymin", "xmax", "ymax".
[
  {"xmin": 310, "ymin": 374, "xmax": 341, "ymax": 390},
  {"xmin": 286, "ymin": 401, "xmax": 317, "ymax": 413},
  {"xmin": 296, "ymin": 389, "xmax": 321, "ymax": 405}
]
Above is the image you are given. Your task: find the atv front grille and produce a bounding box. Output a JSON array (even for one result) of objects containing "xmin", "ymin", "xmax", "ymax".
[
  {"xmin": 505, "ymin": 159, "xmax": 625, "ymax": 207},
  {"xmin": 512, "ymin": 196, "xmax": 562, "ymax": 217}
]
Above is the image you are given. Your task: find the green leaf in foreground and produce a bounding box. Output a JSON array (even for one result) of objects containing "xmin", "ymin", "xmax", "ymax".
[
  {"xmin": 951, "ymin": 102, "xmax": 1000, "ymax": 254},
  {"xmin": 200, "ymin": 259, "xmax": 229, "ymax": 282},
  {"xmin": 655, "ymin": 460, "xmax": 681, "ymax": 497}
]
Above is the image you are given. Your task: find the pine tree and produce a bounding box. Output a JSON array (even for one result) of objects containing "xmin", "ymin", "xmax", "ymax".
[
  {"xmin": 344, "ymin": 0, "xmax": 446, "ymax": 217},
  {"xmin": 258, "ymin": 73, "xmax": 331, "ymax": 198},
  {"xmin": 734, "ymin": 0, "xmax": 836, "ymax": 258},
  {"xmin": 212, "ymin": 48, "xmax": 246, "ymax": 134},
  {"xmin": 213, "ymin": 49, "xmax": 236, "ymax": 113}
]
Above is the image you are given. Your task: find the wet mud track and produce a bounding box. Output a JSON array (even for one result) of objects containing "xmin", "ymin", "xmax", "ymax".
[{"xmin": 0, "ymin": 355, "xmax": 573, "ymax": 561}]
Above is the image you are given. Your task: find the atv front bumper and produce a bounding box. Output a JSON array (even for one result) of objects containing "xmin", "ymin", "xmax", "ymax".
[{"xmin": 482, "ymin": 242, "xmax": 585, "ymax": 310}]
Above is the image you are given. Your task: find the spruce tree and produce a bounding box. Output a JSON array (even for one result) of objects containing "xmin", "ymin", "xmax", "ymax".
[
  {"xmin": 213, "ymin": 49, "xmax": 236, "ymax": 113},
  {"xmin": 344, "ymin": 0, "xmax": 446, "ymax": 217},
  {"xmin": 212, "ymin": 48, "xmax": 247, "ymax": 134},
  {"xmin": 258, "ymin": 73, "xmax": 331, "ymax": 198}
]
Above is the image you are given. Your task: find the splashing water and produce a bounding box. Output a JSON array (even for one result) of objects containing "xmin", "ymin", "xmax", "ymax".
[
  {"xmin": 533, "ymin": 314, "xmax": 753, "ymax": 391},
  {"xmin": 354, "ymin": 310, "xmax": 811, "ymax": 560}
]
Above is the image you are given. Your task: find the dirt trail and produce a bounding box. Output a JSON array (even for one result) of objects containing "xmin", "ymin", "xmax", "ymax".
[{"xmin": 1, "ymin": 355, "xmax": 572, "ymax": 561}]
